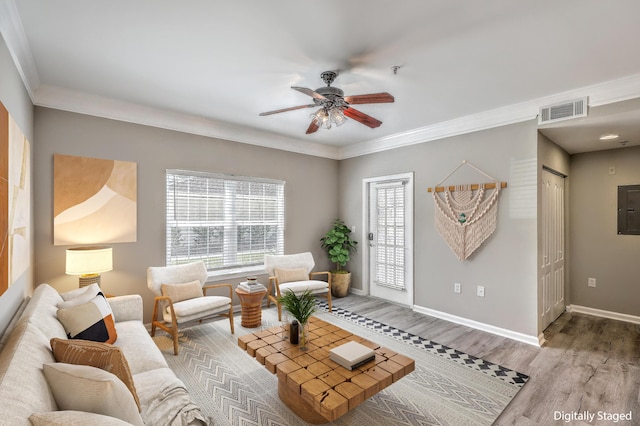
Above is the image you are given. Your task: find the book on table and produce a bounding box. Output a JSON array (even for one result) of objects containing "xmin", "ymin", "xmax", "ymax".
[
  {"xmin": 329, "ymin": 341, "xmax": 375, "ymax": 370},
  {"xmin": 237, "ymin": 282, "xmax": 266, "ymax": 293}
]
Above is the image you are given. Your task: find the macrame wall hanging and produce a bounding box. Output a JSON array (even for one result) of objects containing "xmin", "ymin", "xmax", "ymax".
[{"xmin": 428, "ymin": 160, "xmax": 507, "ymax": 261}]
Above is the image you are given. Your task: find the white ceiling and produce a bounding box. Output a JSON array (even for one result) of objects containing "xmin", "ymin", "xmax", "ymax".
[{"xmin": 3, "ymin": 0, "xmax": 640, "ymax": 159}]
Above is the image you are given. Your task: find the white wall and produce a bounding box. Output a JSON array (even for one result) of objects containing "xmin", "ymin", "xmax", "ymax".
[{"xmin": 339, "ymin": 120, "xmax": 540, "ymax": 339}]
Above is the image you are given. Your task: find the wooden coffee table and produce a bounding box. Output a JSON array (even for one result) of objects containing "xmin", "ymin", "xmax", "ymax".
[{"xmin": 238, "ymin": 316, "xmax": 414, "ymax": 424}]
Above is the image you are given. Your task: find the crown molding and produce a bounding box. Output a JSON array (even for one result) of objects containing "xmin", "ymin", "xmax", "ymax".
[
  {"xmin": 0, "ymin": 0, "xmax": 39, "ymax": 100},
  {"xmin": 35, "ymin": 85, "xmax": 341, "ymax": 159},
  {"xmin": 338, "ymin": 101, "xmax": 538, "ymax": 159},
  {"xmin": 33, "ymin": 72, "xmax": 640, "ymax": 161},
  {"xmin": 338, "ymin": 73, "xmax": 640, "ymax": 159}
]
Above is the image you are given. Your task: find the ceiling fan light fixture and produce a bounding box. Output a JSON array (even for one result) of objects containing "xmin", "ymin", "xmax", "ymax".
[
  {"xmin": 311, "ymin": 108, "xmax": 331, "ymax": 129},
  {"xmin": 331, "ymin": 107, "xmax": 347, "ymax": 127},
  {"xmin": 261, "ymin": 70, "xmax": 394, "ymax": 134}
]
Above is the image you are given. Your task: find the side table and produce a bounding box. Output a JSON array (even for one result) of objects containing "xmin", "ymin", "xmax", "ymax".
[{"xmin": 235, "ymin": 286, "xmax": 267, "ymax": 328}]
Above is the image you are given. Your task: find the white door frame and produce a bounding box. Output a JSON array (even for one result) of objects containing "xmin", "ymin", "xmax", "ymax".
[{"xmin": 361, "ymin": 172, "xmax": 414, "ymax": 306}]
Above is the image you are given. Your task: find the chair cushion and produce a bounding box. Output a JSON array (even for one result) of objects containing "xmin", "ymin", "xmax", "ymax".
[
  {"xmin": 56, "ymin": 293, "xmax": 118, "ymax": 344},
  {"xmin": 147, "ymin": 261, "xmax": 208, "ymax": 296},
  {"xmin": 166, "ymin": 296, "xmax": 231, "ymax": 318},
  {"xmin": 161, "ymin": 280, "xmax": 204, "ymax": 303},
  {"xmin": 50, "ymin": 338, "xmax": 140, "ymax": 411},
  {"xmin": 279, "ymin": 280, "xmax": 329, "ymax": 295},
  {"xmin": 264, "ymin": 252, "xmax": 315, "ymax": 277},
  {"xmin": 275, "ymin": 267, "xmax": 309, "ymax": 284},
  {"xmin": 43, "ymin": 363, "xmax": 144, "ymax": 426}
]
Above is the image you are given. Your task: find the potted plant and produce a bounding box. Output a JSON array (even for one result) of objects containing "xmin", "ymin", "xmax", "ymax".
[
  {"xmin": 320, "ymin": 219, "xmax": 358, "ymax": 298},
  {"xmin": 278, "ymin": 289, "xmax": 317, "ymax": 350}
]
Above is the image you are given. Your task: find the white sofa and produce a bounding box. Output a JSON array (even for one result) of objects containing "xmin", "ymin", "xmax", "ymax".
[{"xmin": 0, "ymin": 283, "xmax": 210, "ymax": 425}]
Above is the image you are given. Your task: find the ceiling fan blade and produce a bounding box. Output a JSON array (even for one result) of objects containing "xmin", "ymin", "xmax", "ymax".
[
  {"xmin": 305, "ymin": 118, "xmax": 320, "ymax": 134},
  {"xmin": 259, "ymin": 104, "xmax": 316, "ymax": 116},
  {"xmin": 292, "ymin": 86, "xmax": 327, "ymax": 101},
  {"xmin": 344, "ymin": 107, "xmax": 383, "ymax": 128},
  {"xmin": 344, "ymin": 92, "xmax": 395, "ymax": 104}
]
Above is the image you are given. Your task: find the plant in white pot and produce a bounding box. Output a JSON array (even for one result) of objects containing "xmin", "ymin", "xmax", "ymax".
[{"xmin": 320, "ymin": 219, "xmax": 358, "ymax": 298}]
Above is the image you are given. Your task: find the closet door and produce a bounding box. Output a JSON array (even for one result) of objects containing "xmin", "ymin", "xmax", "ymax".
[{"xmin": 541, "ymin": 169, "xmax": 565, "ymax": 330}]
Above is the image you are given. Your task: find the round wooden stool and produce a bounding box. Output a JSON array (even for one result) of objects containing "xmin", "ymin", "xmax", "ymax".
[{"xmin": 235, "ymin": 287, "xmax": 267, "ymax": 328}]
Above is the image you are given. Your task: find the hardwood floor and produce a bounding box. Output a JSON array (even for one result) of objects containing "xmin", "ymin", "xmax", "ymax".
[{"xmin": 331, "ymin": 295, "xmax": 640, "ymax": 425}]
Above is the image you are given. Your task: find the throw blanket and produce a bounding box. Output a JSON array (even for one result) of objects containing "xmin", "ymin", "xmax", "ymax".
[{"xmin": 137, "ymin": 368, "xmax": 213, "ymax": 426}]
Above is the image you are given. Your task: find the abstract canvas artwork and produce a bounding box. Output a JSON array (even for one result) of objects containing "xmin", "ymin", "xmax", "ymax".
[
  {"xmin": 54, "ymin": 154, "xmax": 137, "ymax": 245},
  {"xmin": 0, "ymin": 102, "xmax": 31, "ymax": 297}
]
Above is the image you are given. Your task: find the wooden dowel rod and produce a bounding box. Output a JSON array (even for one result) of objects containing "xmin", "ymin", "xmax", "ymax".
[{"xmin": 427, "ymin": 182, "xmax": 507, "ymax": 193}]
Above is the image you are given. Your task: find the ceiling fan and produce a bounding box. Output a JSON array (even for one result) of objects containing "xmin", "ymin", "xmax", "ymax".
[{"xmin": 259, "ymin": 71, "xmax": 394, "ymax": 134}]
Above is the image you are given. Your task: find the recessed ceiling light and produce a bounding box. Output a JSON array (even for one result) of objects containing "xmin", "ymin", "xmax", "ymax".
[{"xmin": 599, "ymin": 134, "xmax": 620, "ymax": 141}]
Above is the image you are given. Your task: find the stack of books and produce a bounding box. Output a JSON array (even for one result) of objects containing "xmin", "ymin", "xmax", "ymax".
[
  {"xmin": 329, "ymin": 341, "xmax": 375, "ymax": 370},
  {"xmin": 237, "ymin": 282, "xmax": 266, "ymax": 293}
]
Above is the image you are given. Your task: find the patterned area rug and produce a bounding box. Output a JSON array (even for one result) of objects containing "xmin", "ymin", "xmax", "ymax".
[{"xmin": 152, "ymin": 304, "xmax": 528, "ymax": 426}]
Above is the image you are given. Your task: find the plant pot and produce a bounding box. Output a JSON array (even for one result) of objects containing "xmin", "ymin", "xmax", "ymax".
[{"xmin": 331, "ymin": 272, "xmax": 351, "ymax": 298}]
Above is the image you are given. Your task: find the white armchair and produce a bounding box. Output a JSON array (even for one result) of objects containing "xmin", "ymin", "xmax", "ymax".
[
  {"xmin": 264, "ymin": 252, "xmax": 331, "ymax": 321},
  {"xmin": 147, "ymin": 261, "xmax": 234, "ymax": 355}
]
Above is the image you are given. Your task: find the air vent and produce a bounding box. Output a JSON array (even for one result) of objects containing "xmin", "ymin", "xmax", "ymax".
[{"xmin": 538, "ymin": 97, "xmax": 588, "ymax": 125}]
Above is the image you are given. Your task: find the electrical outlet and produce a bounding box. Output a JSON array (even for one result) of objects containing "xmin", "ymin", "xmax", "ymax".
[
  {"xmin": 454, "ymin": 283, "xmax": 461, "ymax": 294},
  {"xmin": 588, "ymin": 278, "xmax": 596, "ymax": 287},
  {"xmin": 477, "ymin": 285, "xmax": 485, "ymax": 297},
  {"xmin": 351, "ymin": 225, "xmax": 356, "ymax": 232}
]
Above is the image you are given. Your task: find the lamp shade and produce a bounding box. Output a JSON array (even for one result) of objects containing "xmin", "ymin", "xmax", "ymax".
[{"xmin": 66, "ymin": 246, "xmax": 113, "ymax": 275}]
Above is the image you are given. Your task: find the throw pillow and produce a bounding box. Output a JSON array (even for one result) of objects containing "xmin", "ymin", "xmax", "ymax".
[
  {"xmin": 42, "ymin": 363, "xmax": 144, "ymax": 426},
  {"xmin": 161, "ymin": 280, "xmax": 204, "ymax": 303},
  {"xmin": 50, "ymin": 338, "xmax": 140, "ymax": 411},
  {"xmin": 57, "ymin": 293, "xmax": 117, "ymax": 344},
  {"xmin": 275, "ymin": 267, "xmax": 309, "ymax": 284},
  {"xmin": 29, "ymin": 411, "xmax": 133, "ymax": 426},
  {"xmin": 57, "ymin": 287, "xmax": 101, "ymax": 309},
  {"xmin": 59, "ymin": 283, "xmax": 101, "ymax": 302}
]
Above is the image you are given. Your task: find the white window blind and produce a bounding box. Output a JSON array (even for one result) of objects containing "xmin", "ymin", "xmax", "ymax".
[
  {"xmin": 375, "ymin": 183, "xmax": 406, "ymax": 290},
  {"xmin": 166, "ymin": 170, "xmax": 285, "ymax": 273}
]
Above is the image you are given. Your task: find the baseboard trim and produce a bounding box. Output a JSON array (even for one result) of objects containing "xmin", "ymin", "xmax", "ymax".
[
  {"xmin": 348, "ymin": 288, "xmax": 366, "ymax": 296},
  {"xmin": 567, "ymin": 304, "xmax": 640, "ymax": 324},
  {"xmin": 413, "ymin": 305, "xmax": 541, "ymax": 347}
]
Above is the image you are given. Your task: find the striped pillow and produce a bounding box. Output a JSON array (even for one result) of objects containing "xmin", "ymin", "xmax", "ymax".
[
  {"xmin": 56, "ymin": 293, "xmax": 117, "ymax": 344},
  {"xmin": 50, "ymin": 338, "xmax": 140, "ymax": 411}
]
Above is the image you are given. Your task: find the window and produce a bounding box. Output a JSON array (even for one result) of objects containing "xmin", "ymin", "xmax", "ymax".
[{"xmin": 166, "ymin": 170, "xmax": 285, "ymax": 275}]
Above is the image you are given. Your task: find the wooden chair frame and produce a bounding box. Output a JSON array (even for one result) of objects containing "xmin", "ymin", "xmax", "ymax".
[{"xmin": 150, "ymin": 283, "xmax": 235, "ymax": 355}]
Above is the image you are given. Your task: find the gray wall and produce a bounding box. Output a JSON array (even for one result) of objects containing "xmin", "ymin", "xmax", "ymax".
[
  {"xmin": 569, "ymin": 145, "xmax": 640, "ymax": 315},
  {"xmin": 339, "ymin": 120, "xmax": 540, "ymax": 337},
  {"xmin": 33, "ymin": 107, "xmax": 339, "ymax": 323},
  {"xmin": 0, "ymin": 34, "xmax": 34, "ymax": 335}
]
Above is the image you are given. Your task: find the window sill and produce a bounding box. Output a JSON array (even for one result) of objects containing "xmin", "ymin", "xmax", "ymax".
[{"xmin": 206, "ymin": 265, "xmax": 268, "ymax": 283}]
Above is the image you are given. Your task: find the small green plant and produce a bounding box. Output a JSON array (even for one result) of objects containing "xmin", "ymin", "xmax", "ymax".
[
  {"xmin": 320, "ymin": 219, "xmax": 358, "ymax": 272},
  {"xmin": 278, "ymin": 290, "xmax": 317, "ymax": 325}
]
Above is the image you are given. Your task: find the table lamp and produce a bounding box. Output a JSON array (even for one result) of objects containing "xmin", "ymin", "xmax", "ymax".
[{"xmin": 65, "ymin": 246, "xmax": 113, "ymax": 287}]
